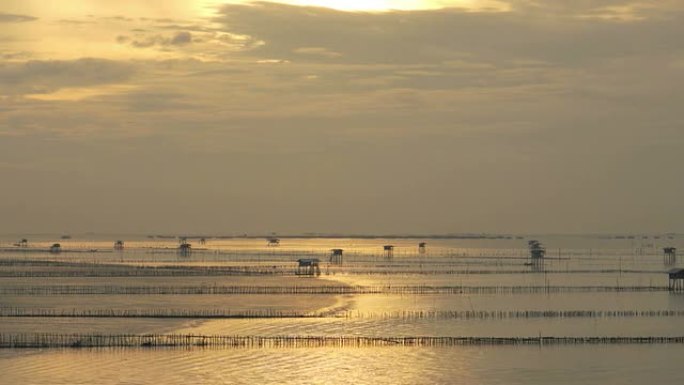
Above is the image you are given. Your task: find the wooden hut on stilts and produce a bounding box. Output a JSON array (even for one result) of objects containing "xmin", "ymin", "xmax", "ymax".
[
  {"xmin": 296, "ymin": 258, "xmax": 321, "ymax": 276},
  {"xmin": 668, "ymin": 268, "xmax": 684, "ymax": 291},
  {"xmin": 383, "ymin": 245, "xmax": 394, "ymax": 259},
  {"xmin": 418, "ymin": 242, "xmax": 426, "ymax": 254},
  {"xmin": 330, "ymin": 249, "xmax": 343, "ymax": 264},
  {"xmin": 178, "ymin": 243, "xmax": 192, "ymax": 257},
  {"xmin": 526, "ymin": 240, "xmax": 545, "ymax": 270},
  {"xmin": 114, "ymin": 240, "xmax": 125, "ymax": 251},
  {"xmin": 664, "ymin": 247, "xmax": 677, "ymax": 265}
]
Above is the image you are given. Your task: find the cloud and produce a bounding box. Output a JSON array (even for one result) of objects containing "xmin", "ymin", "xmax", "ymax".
[
  {"xmin": 117, "ymin": 31, "xmax": 194, "ymax": 48},
  {"xmin": 215, "ymin": 2, "xmax": 684, "ymax": 66},
  {"xmin": 293, "ymin": 47, "xmax": 342, "ymax": 58},
  {"xmin": 0, "ymin": 12, "xmax": 37, "ymax": 23},
  {"xmin": 170, "ymin": 31, "xmax": 192, "ymax": 45},
  {"xmin": 0, "ymin": 58, "xmax": 135, "ymax": 96}
]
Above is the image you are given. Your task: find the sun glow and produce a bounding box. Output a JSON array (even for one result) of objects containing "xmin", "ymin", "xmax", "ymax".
[
  {"xmin": 218, "ymin": 0, "xmax": 508, "ymax": 12},
  {"xmin": 279, "ymin": 0, "xmax": 425, "ymax": 11}
]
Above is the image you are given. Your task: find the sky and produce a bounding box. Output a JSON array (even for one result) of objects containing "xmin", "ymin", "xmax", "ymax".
[{"xmin": 0, "ymin": 0, "xmax": 683, "ymax": 235}]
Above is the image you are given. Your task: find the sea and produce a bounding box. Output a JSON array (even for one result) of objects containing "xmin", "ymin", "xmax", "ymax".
[{"xmin": 0, "ymin": 234, "xmax": 682, "ymax": 384}]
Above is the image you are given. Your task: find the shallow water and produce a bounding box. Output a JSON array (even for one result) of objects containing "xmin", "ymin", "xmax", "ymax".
[
  {"xmin": 3, "ymin": 345, "xmax": 684, "ymax": 385},
  {"xmin": 1, "ymin": 235, "xmax": 682, "ymax": 384}
]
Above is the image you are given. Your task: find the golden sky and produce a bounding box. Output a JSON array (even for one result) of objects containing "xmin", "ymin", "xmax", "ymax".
[{"xmin": 1, "ymin": 1, "xmax": 683, "ymax": 234}]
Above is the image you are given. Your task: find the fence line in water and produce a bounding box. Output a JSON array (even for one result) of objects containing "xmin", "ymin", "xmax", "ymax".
[
  {"xmin": 2, "ymin": 308, "xmax": 684, "ymax": 320},
  {"xmin": 0, "ymin": 267, "xmax": 287, "ymax": 278},
  {"xmin": 0, "ymin": 285, "xmax": 670, "ymax": 295},
  {"xmin": 346, "ymin": 309, "xmax": 684, "ymax": 320},
  {"xmin": 2, "ymin": 333, "xmax": 684, "ymax": 348},
  {"xmin": 0, "ymin": 268, "xmax": 665, "ymax": 278}
]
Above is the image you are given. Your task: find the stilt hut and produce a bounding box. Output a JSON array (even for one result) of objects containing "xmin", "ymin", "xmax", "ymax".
[
  {"xmin": 267, "ymin": 238, "xmax": 280, "ymax": 247},
  {"xmin": 330, "ymin": 249, "xmax": 343, "ymax": 264},
  {"xmin": 114, "ymin": 240, "xmax": 124, "ymax": 250},
  {"xmin": 528, "ymin": 240, "xmax": 545, "ymax": 259},
  {"xmin": 199, "ymin": 238, "xmax": 207, "ymax": 245},
  {"xmin": 178, "ymin": 243, "xmax": 192, "ymax": 256},
  {"xmin": 49, "ymin": 243, "xmax": 62, "ymax": 253},
  {"xmin": 668, "ymin": 268, "xmax": 684, "ymax": 291},
  {"xmin": 664, "ymin": 247, "xmax": 677, "ymax": 264},
  {"xmin": 19, "ymin": 239, "xmax": 28, "ymax": 248},
  {"xmin": 418, "ymin": 242, "xmax": 426, "ymax": 254},
  {"xmin": 383, "ymin": 245, "xmax": 394, "ymax": 258},
  {"xmin": 296, "ymin": 258, "xmax": 321, "ymax": 276}
]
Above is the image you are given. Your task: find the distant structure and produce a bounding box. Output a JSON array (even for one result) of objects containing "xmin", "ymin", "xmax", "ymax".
[
  {"xmin": 664, "ymin": 247, "xmax": 677, "ymax": 265},
  {"xmin": 418, "ymin": 242, "xmax": 427, "ymax": 254},
  {"xmin": 16, "ymin": 239, "xmax": 28, "ymax": 248},
  {"xmin": 528, "ymin": 240, "xmax": 545, "ymax": 260},
  {"xmin": 199, "ymin": 238, "xmax": 207, "ymax": 245},
  {"xmin": 267, "ymin": 238, "xmax": 280, "ymax": 247},
  {"xmin": 383, "ymin": 245, "xmax": 394, "ymax": 259},
  {"xmin": 668, "ymin": 268, "xmax": 684, "ymax": 291},
  {"xmin": 61, "ymin": 235, "xmax": 71, "ymax": 240},
  {"xmin": 49, "ymin": 243, "xmax": 62, "ymax": 253},
  {"xmin": 114, "ymin": 240, "xmax": 124, "ymax": 251},
  {"xmin": 330, "ymin": 249, "xmax": 343, "ymax": 264},
  {"xmin": 296, "ymin": 258, "xmax": 321, "ymax": 276},
  {"xmin": 178, "ymin": 243, "xmax": 192, "ymax": 256},
  {"xmin": 179, "ymin": 236, "xmax": 188, "ymax": 244}
]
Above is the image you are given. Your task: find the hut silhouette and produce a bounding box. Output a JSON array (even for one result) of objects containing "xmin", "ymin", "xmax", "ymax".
[
  {"xmin": 418, "ymin": 242, "xmax": 427, "ymax": 254},
  {"xmin": 528, "ymin": 240, "xmax": 546, "ymax": 259},
  {"xmin": 664, "ymin": 247, "xmax": 677, "ymax": 265},
  {"xmin": 330, "ymin": 249, "xmax": 343, "ymax": 264},
  {"xmin": 14, "ymin": 239, "xmax": 28, "ymax": 248},
  {"xmin": 49, "ymin": 243, "xmax": 61, "ymax": 253},
  {"xmin": 267, "ymin": 238, "xmax": 280, "ymax": 247},
  {"xmin": 668, "ymin": 268, "xmax": 684, "ymax": 291},
  {"xmin": 114, "ymin": 240, "xmax": 124, "ymax": 250},
  {"xmin": 296, "ymin": 258, "xmax": 321, "ymax": 276},
  {"xmin": 178, "ymin": 243, "xmax": 192, "ymax": 256},
  {"xmin": 383, "ymin": 245, "xmax": 394, "ymax": 259}
]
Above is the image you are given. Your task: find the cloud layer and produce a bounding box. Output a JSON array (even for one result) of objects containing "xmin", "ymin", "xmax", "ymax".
[{"xmin": 0, "ymin": 1, "xmax": 683, "ymax": 234}]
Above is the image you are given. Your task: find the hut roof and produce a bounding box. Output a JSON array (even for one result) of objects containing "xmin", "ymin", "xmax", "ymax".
[
  {"xmin": 297, "ymin": 258, "xmax": 320, "ymax": 266},
  {"xmin": 668, "ymin": 268, "xmax": 684, "ymax": 279}
]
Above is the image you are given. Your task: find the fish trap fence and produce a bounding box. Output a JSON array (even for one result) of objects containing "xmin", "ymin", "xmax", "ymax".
[
  {"xmin": 3, "ymin": 334, "xmax": 684, "ymax": 349},
  {"xmin": 0, "ymin": 308, "xmax": 316, "ymax": 318},
  {"xmin": 0, "ymin": 285, "xmax": 669, "ymax": 296},
  {"xmin": 347, "ymin": 309, "xmax": 684, "ymax": 320},
  {"xmin": 0, "ymin": 267, "xmax": 293, "ymax": 278},
  {"xmin": 3, "ymin": 308, "xmax": 684, "ymax": 320}
]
